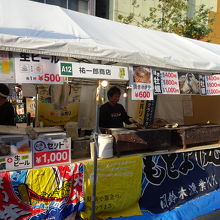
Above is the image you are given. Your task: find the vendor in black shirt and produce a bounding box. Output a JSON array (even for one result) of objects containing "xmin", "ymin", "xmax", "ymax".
[
  {"xmin": 99, "ymin": 86, "xmax": 133, "ymax": 128},
  {"xmin": 0, "ymin": 84, "xmax": 15, "ymax": 125}
]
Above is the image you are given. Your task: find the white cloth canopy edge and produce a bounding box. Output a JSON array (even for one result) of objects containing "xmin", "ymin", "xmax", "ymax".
[{"xmin": 1, "ymin": 0, "xmax": 220, "ymax": 73}]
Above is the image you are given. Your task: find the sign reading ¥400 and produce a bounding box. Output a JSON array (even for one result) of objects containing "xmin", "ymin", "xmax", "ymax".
[{"xmin": 59, "ymin": 61, "xmax": 129, "ymax": 80}]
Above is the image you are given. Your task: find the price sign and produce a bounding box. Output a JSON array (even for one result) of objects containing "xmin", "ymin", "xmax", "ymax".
[
  {"xmin": 205, "ymin": 75, "xmax": 220, "ymax": 95},
  {"xmin": 14, "ymin": 53, "xmax": 63, "ymax": 84},
  {"xmin": 32, "ymin": 138, "xmax": 71, "ymax": 168},
  {"xmin": 131, "ymin": 66, "xmax": 154, "ymax": 100},
  {"xmin": 0, "ymin": 139, "xmax": 32, "ymax": 172},
  {"xmin": 161, "ymin": 71, "xmax": 180, "ymax": 94}
]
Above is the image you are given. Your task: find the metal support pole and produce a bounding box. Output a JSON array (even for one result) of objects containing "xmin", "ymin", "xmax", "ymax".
[{"xmin": 91, "ymin": 82, "xmax": 101, "ymax": 220}]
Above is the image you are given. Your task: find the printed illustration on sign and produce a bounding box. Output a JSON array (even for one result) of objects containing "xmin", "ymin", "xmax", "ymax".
[
  {"xmin": 15, "ymin": 53, "xmax": 63, "ymax": 84},
  {"xmin": 178, "ymin": 72, "xmax": 200, "ymax": 94}
]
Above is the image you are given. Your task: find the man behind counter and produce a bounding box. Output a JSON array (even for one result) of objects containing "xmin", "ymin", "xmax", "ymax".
[
  {"xmin": 99, "ymin": 86, "xmax": 136, "ymax": 128},
  {"xmin": 0, "ymin": 84, "xmax": 15, "ymax": 125}
]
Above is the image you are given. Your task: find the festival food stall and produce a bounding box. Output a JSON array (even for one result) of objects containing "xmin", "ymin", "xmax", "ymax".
[{"xmin": 1, "ymin": 0, "xmax": 220, "ymax": 219}]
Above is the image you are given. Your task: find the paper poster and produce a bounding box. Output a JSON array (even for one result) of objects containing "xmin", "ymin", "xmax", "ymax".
[
  {"xmin": 14, "ymin": 53, "xmax": 63, "ymax": 84},
  {"xmin": 37, "ymin": 84, "xmax": 80, "ymax": 126},
  {"xmin": 161, "ymin": 71, "xmax": 180, "ymax": 94},
  {"xmin": 130, "ymin": 66, "xmax": 154, "ymax": 100},
  {"xmin": 0, "ymin": 51, "xmax": 15, "ymax": 83},
  {"xmin": 32, "ymin": 138, "xmax": 71, "ymax": 168},
  {"xmin": 205, "ymin": 74, "xmax": 220, "ymax": 95},
  {"xmin": 26, "ymin": 97, "xmax": 36, "ymax": 117},
  {"xmin": 59, "ymin": 61, "xmax": 129, "ymax": 80}
]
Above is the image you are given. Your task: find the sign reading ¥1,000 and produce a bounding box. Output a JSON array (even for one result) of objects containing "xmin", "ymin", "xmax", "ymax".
[
  {"xmin": 59, "ymin": 61, "xmax": 129, "ymax": 80},
  {"xmin": 60, "ymin": 62, "xmax": 73, "ymax": 76}
]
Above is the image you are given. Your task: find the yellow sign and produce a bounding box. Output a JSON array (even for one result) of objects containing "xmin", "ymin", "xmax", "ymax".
[
  {"xmin": 136, "ymin": 100, "xmax": 147, "ymax": 125},
  {"xmin": 37, "ymin": 84, "xmax": 80, "ymax": 126},
  {"xmin": 82, "ymin": 155, "xmax": 142, "ymax": 219}
]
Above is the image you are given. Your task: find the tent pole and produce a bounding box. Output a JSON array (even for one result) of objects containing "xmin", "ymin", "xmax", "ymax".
[{"xmin": 91, "ymin": 82, "xmax": 101, "ymax": 220}]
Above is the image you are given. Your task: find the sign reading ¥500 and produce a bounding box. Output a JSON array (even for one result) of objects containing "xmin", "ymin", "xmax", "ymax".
[{"xmin": 59, "ymin": 61, "xmax": 129, "ymax": 80}]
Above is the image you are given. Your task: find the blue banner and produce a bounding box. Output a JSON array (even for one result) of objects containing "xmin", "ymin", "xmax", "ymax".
[{"xmin": 141, "ymin": 148, "xmax": 220, "ymax": 213}]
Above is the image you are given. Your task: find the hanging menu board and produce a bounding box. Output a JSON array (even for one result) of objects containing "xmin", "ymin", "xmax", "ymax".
[
  {"xmin": 14, "ymin": 53, "xmax": 63, "ymax": 84},
  {"xmin": 205, "ymin": 74, "xmax": 220, "ymax": 95},
  {"xmin": 130, "ymin": 66, "xmax": 154, "ymax": 100},
  {"xmin": 160, "ymin": 71, "xmax": 180, "ymax": 94}
]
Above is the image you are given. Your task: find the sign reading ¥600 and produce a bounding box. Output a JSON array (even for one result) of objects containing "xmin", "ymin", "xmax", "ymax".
[{"xmin": 59, "ymin": 61, "xmax": 129, "ymax": 80}]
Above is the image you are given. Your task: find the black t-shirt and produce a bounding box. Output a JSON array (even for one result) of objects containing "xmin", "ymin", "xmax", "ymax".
[
  {"xmin": 0, "ymin": 102, "xmax": 15, "ymax": 125},
  {"xmin": 99, "ymin": 102, "xmax": 131, "ymax": 128}
]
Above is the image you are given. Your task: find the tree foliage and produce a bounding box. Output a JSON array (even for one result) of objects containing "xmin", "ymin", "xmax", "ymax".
[{"xmin": 118, "ymin": 0, "xmax": 215, "ymax": 40}]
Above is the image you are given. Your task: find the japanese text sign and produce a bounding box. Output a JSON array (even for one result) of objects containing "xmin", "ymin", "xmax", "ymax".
[
  {"xmin": 32, "ymin": 138, "xmax": 71, "ymax": 168},
  {"xmin": 130, "ymin": 66, "xmax": 154, "ymax": 100},
  {"xmin": 14, "ymin": 53, "xmax": 63, "ymax": 84},
  {"xmin": 205, "ymin": 74, "xmax": 220, "ymax": 95},
  {"xmin": 141, "ymin": 148, "xmax": 220, "ymax": 213},
  {"xmin": 160, "ymin": 71, "xmax": 180, "ymax": 94},
  {"xmin": 59, "ymin": 61, "xmax": 129, "ymax": 80},
  {"xmin": 0, "ymin": 138, "xmax": 32, "ymax": 172}
]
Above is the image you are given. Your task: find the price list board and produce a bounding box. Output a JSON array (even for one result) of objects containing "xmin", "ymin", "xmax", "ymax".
[
  {"xmin": 205, "ymin": 75, "xmax": 220, "ymax": 95},
  {"xmin": 161, "ymin": 71, "xmax": 180, "ymax": 94}
]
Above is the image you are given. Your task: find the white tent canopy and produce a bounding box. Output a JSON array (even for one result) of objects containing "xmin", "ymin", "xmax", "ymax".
[{"xmin": 1, "ymin": 0, "xmax": 220, "ymax": 73}]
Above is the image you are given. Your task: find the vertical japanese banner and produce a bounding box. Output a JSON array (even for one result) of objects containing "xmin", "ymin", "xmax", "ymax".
[
  {"xmin": 136, "ymin": 101, "xmax": 147, "ymax": 125},
  {"xmin": 143, "ymin": 96, "xmax": 157, "ymax": 128},
  {"xmin": 141, "ymin": 148, "xmax": 220, "ymax": 213},
  {"xmin": 0, "ymin": 51, "xmax": 15, "ymax": 83},
  {"xmin": 160, "ymin": 71, "xmax": 180, "ymax": 94},
  {"xmin": 14, "ymin": 53, "xmax": 63, "ymax": 84},
  {"xmin": 0, "ymin": 137, "xmax": 32, "ymax": 172},
  {"xmin": 152, "ymin": 70, "xmax": 162, "ymax": 94},
  {"xmin": 205, "ymin": 74, "xmax": 220, "ymax": 95},
  {"xmin": 199, "ymin": 74, "xmax": 207, "ymax": 95},
  {"xmin": 31, "ymin": 138, "xmax": 71, "ymax": 168},
  {"xmin": 178, "ymin": 72, "xmax": 200, "ymax": 94},
  {"xmin": 130, "ymin": 66, "xmax": 154, "ymax": 100}
]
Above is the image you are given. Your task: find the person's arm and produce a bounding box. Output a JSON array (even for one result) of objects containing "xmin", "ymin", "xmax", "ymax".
[{"xmin": 120, "ymin": 105, "xmax": 132, "ymax": 125}]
